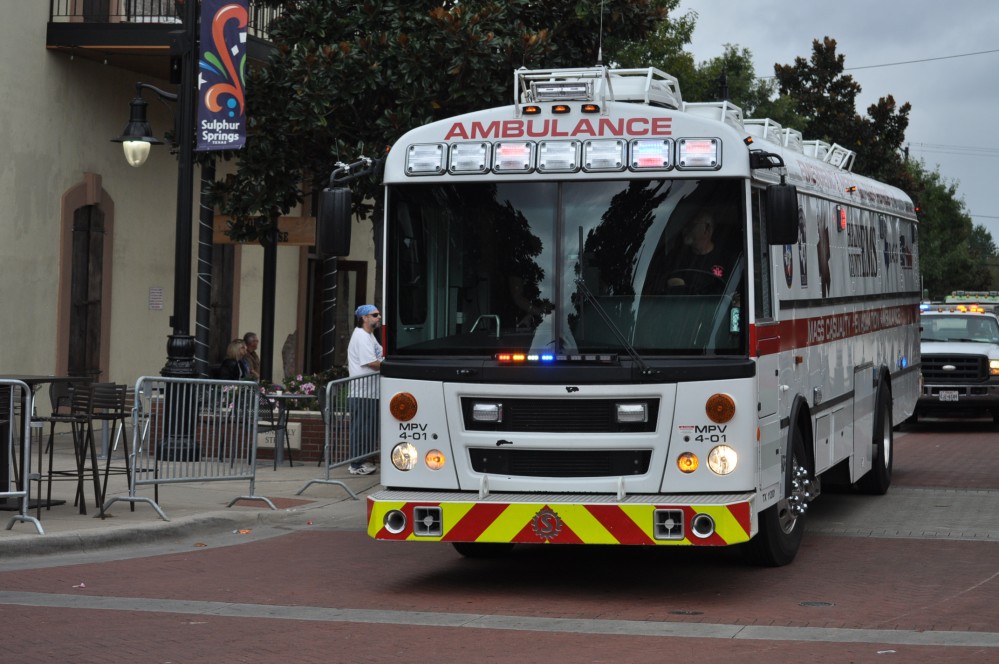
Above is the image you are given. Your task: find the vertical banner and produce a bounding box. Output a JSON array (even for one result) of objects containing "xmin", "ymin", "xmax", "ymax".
[{"xmin": 196, "ymin": 0, "xmax": 248, "ymax": 151}]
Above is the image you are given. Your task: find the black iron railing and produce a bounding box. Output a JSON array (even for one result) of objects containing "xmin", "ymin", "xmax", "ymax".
[{"xmin": 49, "ymin": 0, "xmax": 279, "ymax": 41}]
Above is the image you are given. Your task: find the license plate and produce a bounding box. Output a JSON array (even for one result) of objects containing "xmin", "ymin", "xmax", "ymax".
[{"xmin": 938, "ymin": 391, "xmax": 959, "ymax": 402}]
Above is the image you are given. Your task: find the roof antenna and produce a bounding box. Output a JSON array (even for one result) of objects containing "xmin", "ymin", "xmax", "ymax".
[{"xmin": 596, "ymin": 0, "xmax": 605, "ymax": 65}]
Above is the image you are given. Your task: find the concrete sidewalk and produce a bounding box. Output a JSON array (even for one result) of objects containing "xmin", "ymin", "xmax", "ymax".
[{"xmin": 2, "ymin": 432, "xmax": 377, "ymax": 557}]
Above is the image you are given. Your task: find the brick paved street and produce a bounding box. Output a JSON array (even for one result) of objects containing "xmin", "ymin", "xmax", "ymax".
[{"xmin": 1, "ymin": 419, "xmax": 997, "ymax": 663}]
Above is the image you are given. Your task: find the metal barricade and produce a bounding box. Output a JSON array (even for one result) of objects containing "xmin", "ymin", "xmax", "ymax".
[
  {"xmin": 1, "ymin": 379, "xmax": 43, "ymax": 534},
  {"xmin": 298, "ymin": 374, "xmax": 380, "ymax": 499},
  {"xmin": 102, "ymin": 376, "xmax": 276, "ymax": 521}
]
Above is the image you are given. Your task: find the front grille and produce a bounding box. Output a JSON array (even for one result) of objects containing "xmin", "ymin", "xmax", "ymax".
[
  {"xmin": 921, "ymin": 354, "xmax": 989, "ymax": 383},
  {"xmin": 469, "ymin": 448, "xmax": 651, "ymax": 477},
  {"xmin": 461, "ymin": 398, "xmax": 659, "ymax": 433}
]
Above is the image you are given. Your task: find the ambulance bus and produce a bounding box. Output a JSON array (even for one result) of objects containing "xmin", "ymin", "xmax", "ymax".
[{"xmin": 328, "ymin": 65, "xmax": 920, "ymax": 566}]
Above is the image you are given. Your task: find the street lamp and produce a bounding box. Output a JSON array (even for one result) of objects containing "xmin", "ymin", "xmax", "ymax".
[
  {"xmin": 112, "ymin": 84, "xmax": 170, "ymax": 167},
  {"xmin": 111, "ymin": 0, "xmax": 198, "ymax": 380}
]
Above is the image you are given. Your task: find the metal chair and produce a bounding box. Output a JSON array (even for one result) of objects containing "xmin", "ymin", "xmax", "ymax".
[
  {"xmin": 61, "ymin": 383, "xmax": 103, "ymax": 515},
  {"xmin": 91, "ymin": 383, "xmax": 132, "ymax": 514},
  {"xmin": 33, "ymin": 379, "xmax": 91, "ymax": 518}
]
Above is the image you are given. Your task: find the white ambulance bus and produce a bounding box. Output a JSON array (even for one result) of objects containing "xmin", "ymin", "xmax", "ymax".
[{"xmin": 332, "ymin": 65, "xmax": 920, "ymax": 566}]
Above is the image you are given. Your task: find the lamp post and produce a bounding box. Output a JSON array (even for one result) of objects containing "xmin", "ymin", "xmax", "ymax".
[{"xmin": 112, "ymin": 0, "xmax": 198, "ymax": 379}]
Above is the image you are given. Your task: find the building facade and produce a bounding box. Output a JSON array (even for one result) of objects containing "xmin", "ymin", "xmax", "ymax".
[{"xmin": 0, "ymin": 2, "xmax": 374, "ymax": 385}]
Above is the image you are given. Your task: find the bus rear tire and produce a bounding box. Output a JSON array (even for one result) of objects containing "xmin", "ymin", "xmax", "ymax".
[
  {"xmin": 858, "ymin": 387, "xmax": 893, "ymax": 495},
  {"xmin": 452, "ymin": 542, "xmax": 515, "ymax": 558},
  {"xmin": 744, "ymin": 426, "xmax": 809, "ymax": 567}
]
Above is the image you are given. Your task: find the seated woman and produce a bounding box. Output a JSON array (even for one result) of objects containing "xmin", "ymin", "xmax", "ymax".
[{"xmin": 218, "ymin": 339, "xmax": 249, "ymax": 380}]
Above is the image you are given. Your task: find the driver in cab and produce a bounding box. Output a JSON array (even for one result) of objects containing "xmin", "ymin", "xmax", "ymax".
[{"xmin": 664, "ymin": 210, "xmax": 730, "ymax": 292}]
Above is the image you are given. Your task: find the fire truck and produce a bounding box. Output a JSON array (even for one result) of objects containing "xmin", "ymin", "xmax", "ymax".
[{"xmin": 322, "ymin": 65, "xmax": 920, "ymax": 566}]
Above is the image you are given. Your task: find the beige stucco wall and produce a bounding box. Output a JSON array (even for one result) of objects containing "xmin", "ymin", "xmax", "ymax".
[{"xmin": 0, "ymin": 3, "xmax": 306, "ymax": 385}]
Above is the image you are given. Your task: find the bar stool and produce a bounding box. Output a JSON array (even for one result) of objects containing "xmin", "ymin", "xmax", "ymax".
[
  {"xmin": 56, "ymin": 383, "xmax": 103, "ymax": 515},
  {"xmin": 33, "ymin": 380, "xmax": 90, "ymax": 518},
  {"xmin": 92, "ymin": 383, "xmax": 132, "ymax": 514}
]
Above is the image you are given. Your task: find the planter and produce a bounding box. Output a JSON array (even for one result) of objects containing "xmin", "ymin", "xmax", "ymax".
[{"xmin": 254, "ymin": 410, "xmax": 326, "ymax": 463}]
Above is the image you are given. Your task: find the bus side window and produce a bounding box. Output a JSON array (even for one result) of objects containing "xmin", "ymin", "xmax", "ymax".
[{"xmin": 751, "ymin": 189, "xmax": 773, "ymax": 320}]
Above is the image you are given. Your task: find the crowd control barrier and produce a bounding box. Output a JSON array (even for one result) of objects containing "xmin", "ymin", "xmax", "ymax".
[
  {"xmin": 1, "ymin": 379, "xmax": 43, "ymax": 534},
  {"xmin": 102, "ymin": 376, "xmax": 276, "ymax": 521},
  {"xmin": 298, "ymin": 373, "xmax": 380, "ymax": 499}
]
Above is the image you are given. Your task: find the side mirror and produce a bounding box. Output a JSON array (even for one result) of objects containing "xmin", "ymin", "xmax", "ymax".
[
  {"xmin": 765, "ymin": 183, "xmax": 799, "ymax": 245},
  {"xmin": 316, "ymin": 187, "xmax": 352, "ymax": 257}
]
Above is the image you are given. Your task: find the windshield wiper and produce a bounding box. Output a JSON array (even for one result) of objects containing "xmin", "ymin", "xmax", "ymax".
[{"xmin": 574, "ymin": 276, "xmax": 656, "ymax": 376}]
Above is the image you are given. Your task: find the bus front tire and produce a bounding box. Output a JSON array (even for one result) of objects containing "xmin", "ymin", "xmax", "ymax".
[{"xmin": 744, "ymin": 426, "xmax": 810, "ymax": 567}]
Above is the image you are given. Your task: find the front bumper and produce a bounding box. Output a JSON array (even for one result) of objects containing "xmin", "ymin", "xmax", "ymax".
[
  {"xmin": 918, "ymin": 383, "xmax": 999, "ymax": 412},
  {"xmin": 367, "ymin": 490, "xmax": 756, "ymax": 546}
]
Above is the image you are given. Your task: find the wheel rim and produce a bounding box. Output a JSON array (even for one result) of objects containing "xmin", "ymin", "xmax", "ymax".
[{"xmin": 778, "ymin": 453, "xmax": 812, "ymax": 534}]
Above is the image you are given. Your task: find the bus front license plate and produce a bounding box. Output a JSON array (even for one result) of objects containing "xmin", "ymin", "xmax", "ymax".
[{"xmin": 939, "ymin": 391, "xmax": 959, "ymax": 402}]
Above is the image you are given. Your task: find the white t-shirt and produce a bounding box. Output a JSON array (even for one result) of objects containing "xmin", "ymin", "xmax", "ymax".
[{"xmin": 347, "ymin": 326, "xmax": 382, "ymax": 397}]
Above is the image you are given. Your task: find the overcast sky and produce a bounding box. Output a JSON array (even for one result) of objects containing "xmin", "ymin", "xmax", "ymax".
[{"xmin": 675, "ymin": 0, "xmax": 999, "ymax": 239}]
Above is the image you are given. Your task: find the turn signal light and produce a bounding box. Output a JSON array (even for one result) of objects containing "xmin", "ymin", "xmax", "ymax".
[
  {"xmin": 425, "ymin": 449, "xmax": 446, "ymax": 470},
  {"xmin": 677, "ymin": 452, "xmax": 699, "ymax": 473},
  {"xmin": 390, "ymin": 392, "xmax": 418, "ymax": 421},
  {"xmin": 705, "ymin": 393, "xmax": 736, "ymax": 423}
]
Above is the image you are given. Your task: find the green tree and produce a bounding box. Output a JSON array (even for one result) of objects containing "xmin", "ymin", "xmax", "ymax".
[
  {"xmin": 214, "ymin": 0, "xmax": 673, "ymax": 239},
  {"xmin": 770, "ymin": 37, "xmax": 913, "ymax": 186},
  {"xmin": 908, "ymin": 160, "xmax": 991, "ymax": 298},
  {"xmin": 767, "ymin": 36, "xmax": 994, "ymax": 291}
]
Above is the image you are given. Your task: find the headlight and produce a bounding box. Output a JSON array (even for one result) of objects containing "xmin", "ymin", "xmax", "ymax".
[
  {"xmin": 391, "ymin": 442, "xmax": 418, "ymax": 471},
  {"xmin": 707, "ymin": 445, "xmax": 738, "ymax": 475},
  {"xmin": 990, "ymin": 360, "xmax": 999, "ymax": 376}
]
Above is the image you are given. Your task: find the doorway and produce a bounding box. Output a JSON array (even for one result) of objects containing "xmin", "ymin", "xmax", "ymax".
[{"xmin": 67, "ymin": 206, "xmax": 105, "ymax": 380}]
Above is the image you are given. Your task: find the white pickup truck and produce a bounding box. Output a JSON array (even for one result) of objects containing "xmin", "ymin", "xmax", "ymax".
[{"xmin": 917, "ymin": 305, "xmax": 999, "ymax": 424}]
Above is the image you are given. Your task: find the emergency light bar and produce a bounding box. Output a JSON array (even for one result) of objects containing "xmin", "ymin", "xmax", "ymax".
[
  {"xmin": 495, "ymin": 353, "xmax": 616, "ymax": 363},
  {"xmin": 406, "ymin": 139, "xmax": 687, "ymax": 175},
  {"xmin": 530, "ymin": 81, "xmax": 592, "ymax": 102}
]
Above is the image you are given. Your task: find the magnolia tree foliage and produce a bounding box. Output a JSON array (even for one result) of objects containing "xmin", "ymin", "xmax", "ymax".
[{"xmin": 214, "ymin": 0, "xmax": 672, "ymax": 239}]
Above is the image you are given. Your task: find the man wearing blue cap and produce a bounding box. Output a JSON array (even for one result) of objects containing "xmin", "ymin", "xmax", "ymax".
[{"xmin": 347, "ymin": 304, "xmax": 383, "ymax": 475}]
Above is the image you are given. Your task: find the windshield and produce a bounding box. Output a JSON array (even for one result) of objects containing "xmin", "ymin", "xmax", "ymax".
[
  {"xmin": 921, "ymin": 314, "xmax": 999, "ymax": 343},
  {"xmin": 386, "ymin": 179, "xmax": 746, "ymax": 357}
]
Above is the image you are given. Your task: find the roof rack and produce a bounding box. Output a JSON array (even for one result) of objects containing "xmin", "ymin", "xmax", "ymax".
[
  {"xmin": 514, "ymin": 66, "xmax": 683, "ymax": 112},
  {"xmin": 743, "ymin": 118, "xmax": 784, "ymax": 144},
  {"xmin": 683, "ymin": 101, "xmax": 744, "ymax": 131},
  {"xmin": 825, "ymin": 143, "xmax": 856, "ymax": 171},
  {"xmin": 782, "ymin": 128, "xmax": 804, "ymax": 152}
]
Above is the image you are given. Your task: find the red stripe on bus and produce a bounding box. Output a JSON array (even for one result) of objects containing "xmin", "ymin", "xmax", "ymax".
[
  {"xmin": 586, "ymin": 504, "xmax": 656, "ymax": 545},
  {"xmin": 442, "ymin": 503, "xmax": 509, "ymax": 542},
  {"xmin": 727, "ymin": 501, "xmax": 752, "ymax": 533},
  {"xmin": 752, "ymin": 304, "xmax": 919, "ymax": 357}
]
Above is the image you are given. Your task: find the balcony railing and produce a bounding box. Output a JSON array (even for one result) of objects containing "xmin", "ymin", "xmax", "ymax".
[{"xmin": 49, "ymin": 0, "xmax": 280, "ymax": 41}]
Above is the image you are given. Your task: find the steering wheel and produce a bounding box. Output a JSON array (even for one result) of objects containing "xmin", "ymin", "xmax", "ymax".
[{"xmin": 666, "ymin": 269, "xmax": 725, "ymax": 292}]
